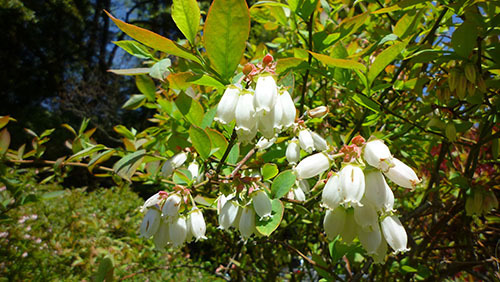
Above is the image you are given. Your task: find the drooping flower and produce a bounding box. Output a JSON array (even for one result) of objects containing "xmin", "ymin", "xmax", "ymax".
[
  {"xmin": 357, "ymin": 222, "xmax": 382, "ymax": 255},
  {"xmin": 286, "ymin": 138, "xmax": 301, "ymax": 165},
  {"xmin": 256, "ymin": 137, "xmax": 276, "ymax": 151},
  {"xmin": 353, "ymin": 202, "xmax": 378, "ymax": 231},
  {"xmin": 310, "ymin": 131, "xmax": 327, "ymax": 151},
  {"xmin": 162, "ymin": 194, "xmax": 182, "ymax": 218},
  {"xmin": 161, "ymin": 152, "xmax": 188, "ymax": 178},
  {"xmin": 239, "ymin": 206, "xmax": 256, "ymax": 239},
  {"xmin": 371, "ymin": 234, "xmax": 388, "ymax": 264},
  {"xmin": 215, "ymin": 85, "xmax": 240, "ymax": 125},
  {"xmin": 254, "ymin": 75, "xmax": 278, "ymax": 114},
  {"xmin": 298, "ymin": 129, "xmax": 314, "ymax": 153},
  {"xmin": 364, "ymin": 170, "xmax": 394, "ymax": 213},
  {"xmin": 383, "ymin": 158, "xmax": 421, "ymax": 189},
  {"xmin": 339, "ymin": 165, "xmax": 365, "ymax": 207},
  {"xmin": 363, "ymin": 140, "xmax": 393, "ymax": 171},
  {"xmin": 140, "ymin": 208, "xmax": 161, "ymax": 239},
  {"xmin": 279, "ymin": 90, "xmax": 296, "ymax": 129},
  {"xmin": 153, "ymin": 220, "xmax": 170, "ymax": 250},
  {"xmin": 169, "ymin": 216, "xmax": 188, "ymax": 248},
  {"xmin": 252, "ymin": 190, "xmax": 272, "ymax": 220},
  {"xmin": 340, "ymin": 209, "xmax": 357, "ymax": 244},
  {"xmin": 294, "ymin": 152, "xmax": 330, "ymax": 179},
  {"xmin": 219, "ymin": 200, "xmax": 240, "ymax": 230},
  {"xmin": 257, "ymin": 106, "xmax": 279, "ymax": 139},
  {"xmin": 323, "ymin": 207, "xmax": 346, "ymax": 240},
  {"xmin": 188, "ymin": 209, "xmax": 207, "ymax": 241},
  {"xmin": 380, "ymin": 215, "xmax": 410, "ymax": 254},
  {"xmin": 187, "ymin": 162, "xmax": 201, "ymax": 183},
  {"xmin": 141, "ymin": 192, "xmax": 163, "ymax": 213},
  {"xmin": 235, "ymin": 89, "xmax": 257, "ymax": 140},
  {"xmin": 293, "ymin": 187, "xmax": 306, "ymax": 201},
  {"xmin": 322, "ymin": 174, "xmax": 342, "ymax": 210}
]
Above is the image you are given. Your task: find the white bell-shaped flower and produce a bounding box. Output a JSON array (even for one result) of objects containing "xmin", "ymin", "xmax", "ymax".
[
  {"xmin": 256, "ymin": 137, "xmax": 276, "ymax": 151},
  {"xmin": 162, "ymin": 152, "xmax": 188, "ymax": 177},
  {"xmin": 257, "ymin": 109, "xmax": 277, "ymax": 139},
  {"xmin": 298, "ymin": 179, "xmax": 310, "ymax": 194},
  {"xmin": 308, "ymin": 105, "xmax": 328, "ymax": 118},
  {"xmin": 188, "ymin": 209, "xmax": 207, "ymax": 241},
  {"xmin": 384, "ymin": 158, "xmax": 421, "ymax": 189},
  {"xmin": 140, "ymin": 208, "xmax": 161, "ymax": 238},
  {"xmin": 293, "ymin": 187, "xmax": 306, "ymax": 202},
  {"xmin": 162, "ymin": 194, "xmax": 182, "ymax": 218},
  {"xmin": 294, "ymin": 152, "xmax": 330, "ymax": 179},
  {"xmin": 381, "ymin": 215, "xmax": 410, "ymax": 254},
  {"xmin": 218, "ymin": 200, "xmax": 240, "ymax": 230},
  {"xmin": 364, "ymin": 170, "xmax": 394, "ymax": 213},
  {"xmin": 171, "ymin": 152, "xmax": 188, "ymax": 168},
  {"xmin": 141, "ymin": 192, "xmax": 162, "ymax": 213},
  {"xmin": 237, "ymin": 124, "xmax": 258, "ymax": 144},
  {"xmin": 252, "ymin": 190, "xmax": 272, "ymax": 220},
  {"xmin": 169, "ymin": 216, "xmax": 188, "ymax": 248},
  {"xmin": 322, "ymin": 174, "xmax": 342, "ymax": 209},
  {"xmin": 340, "ymin": 209, "xmax": 357, "ymax": 244},
  {"xmin": 254, "ymin": 75, "xmax": 278, "ymax": 114},
  {"xmin": 363, "ymin": 140, "xmax": 393, "ymax": 171},
  {"xmin": 187, "ymin": 162, "xmax": 200, "ymax": 182},
  {"xmin": 310, "ymin": 131, "xmax": 328, "ymax": 151},
  {"xmin": 153, "ymin": 220, "xmax": 170, "ymax": 250},
  {"xmin": 286, "ymin": 138, "xmax": 301, "ymax": 165},
  {"xmin": 298, "ymin": 129, "xmax": 314, "ymax": 153},
  {"xmin": 279, "ymin": 90, "xmax": 296, "ymax": 129},
  {"xmin": 272, "ymin": 98, "xmax": 284, "ymax": 132},
  {"xmin": 323, "ymin": 207, "xmax": 346, "ymax": 240},
  {"xmin": 215, "ymin": 85, "xmax": 240, "ymax": 124},
  {"xmin": 358, "ymin": 222, "xmax": 382, "ymax": 255},
  {"xmin": 339, "ymin": 165, "xmax": 365, "ymax": 207},
  {"xmin": 353, "ymin": 202, "xmax": 379, "ymax": 231},
  {"xmin": 239, "ymin": 206, "xmax": 256, "ymax": 239},
  {"xmin": 217, "ymin": 194, "xmax": 230, "ymax": 215},
  {"xmin": 235, "ymin": 89, "xmax": 257, "ymax": 137}
]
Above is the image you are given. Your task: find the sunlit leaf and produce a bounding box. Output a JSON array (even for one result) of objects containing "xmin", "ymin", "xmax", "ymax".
[{"xmin": 172, "ymin": 0, "xmax": 200, "ymax": 45}]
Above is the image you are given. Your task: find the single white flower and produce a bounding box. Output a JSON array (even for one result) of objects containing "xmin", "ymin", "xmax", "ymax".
[
  {"xmin": 171, "ymin": 152, "xmax": 188, "ymax": 168},
  {"xmin": 237, "ymin": 124, "xmax": 258, "ymax": 144},
  {"xmin": 340, "ymin": 210, "xmax": 357, "ymax": 244},
  {"xmin": 254, "ymin": 75, "xmax": 278, "ymax": 114},
  {"xmin": 293, "ymin": 187, "xmax": 306, "ymax": 202},
  {"xmin": 161, "ymin": 160, "xmax": 174, "ymax": 178},
  {"xmin": 215, "ymin": 85, "xmax": 240, "ymax": 124},
  {"xmin": 239, "ymin": 206, "xmax": 256, "ymax": 239},
  {"xmin": 169, "ymin": 216, "xmax": 188, "ymax": 248},
  {"xmin": 310, "ymin": 131, "xmax": 328, "ymax": 151},
  {"xmin": 323, "ymin": 207, "xmax": 346, "ymax": 240},
  {"xmin": 363, "ymin": 140, "xmax": 393, "ymax": 171},
  {"xmin": 140, "ymin": 208, "xmax": 161, "ymax": 239},
  {"xmin": 162, "ymin": 194, "xmax": 182, "ymax": 218},
  {"xmin": 235, "ymin": 89, "xmax": 257, "ymax": 137},
  {"xmin": 353, "ymin": 202, "xmax": 378, "ymax": 231},
  {"xmin": 219, "ymin": 200, "xmax": 240, "ymax": 230},
  {"xmin": 188, "ymin": 209, "xmax": 207, "ymax": 241},
  {"xmin": 153, "ymin": 220, "xmax": 170, "ymax": 250},
  {"xmin": 358, "ymin": 222, "xmax": 382, "ymax": 255},
  {"xmin": 279, "ymin": 90, "xmax": 296, "ymax": 129},
  {"xmin": 339, "ymin": 165, "xmax": 365, "ymax": 207},
  {"xmin": 252, "ymin": 190, "xmax": 272, "ymax": 220},
  {"xmin": 364, "ymin": 170, "xmax": 394, "ymax": 213},
  {"xmin": 187, "ymin": 161, "xmax": 200, "ymax": 182},
  {"xmin": 141, "ymin": 192, "xmax": 162, "ymax": 213},
  {"xmin": 293, "ymin": 152, "xmax": 330, "ymax": 179},
  {"xmin": 383, "ymin": 158, "xmax": 421, "ymax": 189},
  {"xmin": 380, "ymin": 215, "xmax": 410, "ymax": 254},
  {"xmin": 298, "ymin": 129, "xmax": 314, "ymax": 153},
  {"xmin": 256, "ymin": 137, "xmax": 276, "ymax": 151},
  {"xmin": 286, "ymin": 138, "xmax": 301, "ymax": 165},
  {"xmin": 322, "ymin": 174, "xmax": 342, "ymax": 210}
]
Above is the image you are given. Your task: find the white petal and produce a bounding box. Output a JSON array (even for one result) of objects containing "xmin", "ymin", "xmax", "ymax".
[
  {"xmin": 162, "ymin": 194, "xmax": 182, "ymax": 217},
  {"xmin": 161, "ymin": 160, "xmax": 174, "ymax": 178},
  {"xmin": 381, "ymin": 215, "xmax": 410, "ymax": 254},
  {"xmin": 171, "ymin": 152, "xmax": 188, "ymax": 168},
  {"xmin": 235, "ymin": 90, "xmax": 257, "ymax": 133},
  {"xmin": 383, "ymin": 158, "xmax": 421, "ymax": 189},
  {"xmin": 293, "ymin": 187, "xmax": 306, "ymax": 202},
  {"xmin": 310, "ymin": 131, "xmax": 327, "ymax": 151},
  {"xmin": 169, "ymin": 217, "xmax": 188, "ymax": 248},
  {"xmin": 215, "ymin": 85, "xmax": 241, "ymax": 125},
  {"xmin": 254, "ymin": 75, "xmax": 278, "ymax": 114},
  {"xmin": 153, "ymin": 220, "xmax": 170, "ymax": 249},
  {"xmin": 140, "ymin": 208, "xmax": 161, "ymax": 239},
  {"xmin": 189, "ymin": 209, "xmax": 207, "ymax": 241},
  {"xmin": 286, "ymin": 138, "xmax": 301, "ymax": 165},
  {"xmin": 353, "ymin": 202, "xmax": 378, "ymax": 231},
  {"xmin": 358, "ymin": 222, "xmax": 382, "ymax": 255},
  {"xmin": 322, "ymin": 174, "xmax": 342, "ymax": 209},
  {"xmin": 340, "ymin": 210, "xmax": 357, "ymax": 244},
  {"xmin": 187, "ymin": 162, "xmax": 199, "ymax": 182},
  {"xmin": 256, "ymin": 137, "xmax": 276, "ymax": 151},
  {"xmin": 339, "ymin": 165, "xmax": 365, "ymax": 207},
  {"xmin": 363, "ymin": 140, "xmax": 393, "ymax": 171},
  {"xmin": 239, "ymin": 206, "xmax": 256, "ymax": 239},
  {"xmin": 279, "ymin": 90, "xmax": 296, "ymax": 129},
  {"xmin": 141, "ymin": 192, "xmax": 162, "ymax": 213},
  {"xmin": 323, "ymin": 207, "xmax": 346, "ymax": 240},
  {"xmin": 298, "ymin": 179, "xmax": 310, "ymax": 194},
  {"xmin": 298, "ymin": 130, "xmax": 314, "ymax": 153},
  {"xmin": 252, "ymin": 190, "xmax": 272, "ymax": 220},
  {"xmin": 257, "ymin": 108, "xmax": 278, "ymax": 139},
  {"xmin": 293, "ymin": 152, "xmax": 330, "ymax": 179},
  {"xmin": 219, "ymin": 201, "xmax": 240, "ymax": 230}
]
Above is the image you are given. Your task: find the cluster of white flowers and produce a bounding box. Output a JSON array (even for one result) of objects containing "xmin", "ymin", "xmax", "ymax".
[
  {"xmin": 139, "ymin": 192, "xmax": 207, "ymax": 249},
  {"xmin": 215, "ymin": 74, "xmax": 296, "ymax": 143}
]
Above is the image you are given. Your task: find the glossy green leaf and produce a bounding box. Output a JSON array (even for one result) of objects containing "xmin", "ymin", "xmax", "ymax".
[
  {"xmin": 88, "ymin": 149, "xmax": 115, "ymax": 172},
  {"xmin": 113, "ymin": 149, "xmax": 147, "ymax": 181},
  {"xmin": 261, "ymin": 163, "xmax": 279, "ymax": 181},
  {"xmin": 173, "ymin": 168, "xmax": 192, "ymax": 185},
  {"xmin": 112, "ymin": 40, "xmax": 153, "ymax": 59},
  {"xmin": 226, "ymin": 143, "xmax": 240, "ymax": 165},
  {"xmin": 94, "ymin": 257, "xmax": 114, "ymax": 282},
  {"xmin": 271, "ymin": 170, "xmax": 296, "ymax": 199},
  {"xmin": 68, "ymin": 145, "xmax": 106, "ymax": 161},
  {"xmin": 0, "ymin": 116, "xmax": 10, "ymax": 130},
  {"xmin": 187, "ymin": 75, "xmax": 225, "ymax": 87},
  {"xmin": 201, "ymin": 107, "xmax": 217, "ymax": 129},
  {"xmin": 206, "ymin": 128, "xmax": 228, "ymax": 160},
  {"xmin": 351, "ymin": 93, "xmax": 380, "ymax": 113},
  {"xmin": 309, "ymin": 51, "xmax": 366, "ymax": 71},
  {"xmin": 135, "ymin": 75, "xmax": 156, "ymax": 101},
  {"xmin": 172, "ymin": 0, "xmax": 200, "ymax": 45},
  {"xmin": 113, "ymin": 125, "xmax": 135, "ymax": 139},
  {"xmin": 367, "ymin": 40, "xmax": 408, "ymax": 86},
  {"xmin": 255, "ymin": 199, "xmax": 284, "ymax": 236},
  {"xmin": 105, "ymin": 11, "xmax": 200, "ymax": 63},
  {"xmin": 122, "ymin": 94, "xmax": 146, "ymax": 110},
  {"xmin": 175, "ymin": 92, "xmax": 204, "ymax": 126},
  {"xmin": 149, "ymin": 58, "xmax": 171, "ymax": 81},
  {"xmin": 276, "ymin": 57, "xmax": 308, "ymax": 73},
  {"xmin": 451, "ymin": 20, "xmax": 478, "ymax": 58},
  {"xmin": 189, "ymin": 125, "xmax": 212, "ymax": 160},
  {"xmin": 108, "ymin": 68, "xmax": 151, "ymax": 76},
  {"xmin": 203, "ymin": 0, "xmax": 250, "ymax": 80}
]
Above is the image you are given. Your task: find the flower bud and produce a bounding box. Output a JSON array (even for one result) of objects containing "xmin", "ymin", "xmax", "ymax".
[
  {"xmin": 188, "ymin": 209, "xmax": 207, "ymax": 241},
  {"xmin": 363, "ymin": 140, "xmax": 393, "ymax": 171},
  {"xmin": 263, "ymin": 54, "xmax": 274, "ymax": 65},
  {"xmin": 456, "ymin": 73, "xmax": 467, "ymax": 99},
  {"xmin": 308, "ymin": 106, "xmax": 328, "ymax": 118},
  {"xmin": 293, "ymin": 187, "xmax": 306, "ymax": 201},
  {"xmin": 448, "ymin": 69, "xmax": 460, "ymax": 92},
  {"xmin": 162, "ymin": 194, "xmax": 182, "ymax": 218},
  {"xmin": 219, "ymin": 200, "xmax": 240, "ymax": 230},
  {"xmin": 322, "ymin": 174, "xmax": 341, "ymax": 209},
  {"xmin": 323, "ymin": 207, "xmax": 346, "ymax": 240},
  {"xmin": 298, "ymin": 129, "xmax": 315, "ymax": 153},
  {"xmin": 354, "ymin": 202, "xmax": 378, "ymax": 231},
  {"xmin": 340, "ymin": 209, "xmax": 357, "ymax": 244},
  {"xmin": 383, "ymin": 158, "xmax": 421, "ymax": 189},
  {"xmin": 339, "ymin": 165, "xmax": 365, "ymax": 207},
  {"xmin": 310, "ymin": 131, "xmax": 327, "ymax": 151},
  {"xmin": 294, "ymin": 152, "xmax": 330, "ymax": 179},
  {"xmin": 286, "ymin": 138, "xmax": 301, "ymax": 165},
  {"xmin": 140, "ymin": 208, "xmax": 161, "ymax": 238},
  {"xmin": 215, "ymin": 86, "xmax": 240, "ymax": 125},
  {"xmin": 380, "ymin": 215, "xmax": 409, "ymax": 254},
  {"xmin": 242, "ymin": 63, "xmax": 254, "ymax": 75},
  {"xmin": 239, "ymin": 206, "xmax": 256, "ymax": 239},
  {"xmin": 364, "ymin": 170, "xmax": 394, "ymax": 213},
  {"xmin": 254, "ymin": 75, "xmax": 278, "ymax": 114},
  {"xmin": 358, "ymin": 222, "xmax": 382, "ymax": 255},
  {"xmin": 279, "ymin": 90, "xmax": 296, "ymax": 129},
  {"xmin": 169, "ymin": 216, "xmax": 188, "ymax": 248},
  {"xmin": 141, "ymin": 192, "xmax": 163, "ymax": 213},
  {"xmin": 477, "ymin": 76, "xmax": 486, "ymax": 93},
  {"xmin": 153, "ymin": 220, "xmax": 170, "ymax": 249},
  {"xmin": 351, "ymin": 135, "xmax": 366, "ymax": 146},
  {"xmin": 236, "ymin": 89, "xmax": 257, "ymax": 136},
  {"xmin": 252, "ymin": 190, "xmax": 272, "ymax": 220}
]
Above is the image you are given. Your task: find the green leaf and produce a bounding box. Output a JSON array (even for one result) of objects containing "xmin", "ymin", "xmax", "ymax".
[
  {"xmin": 88, "ymin": 149, "xmax": 115, "ymax": 172},
  {"xmin": 189, "ymin": 126, "xmax": 212, "ymax": 160},
  {"xmin": 309, "ymin": 51, "xmax": 366, "ymax": 71},
  {"xmin": 172, "ymin": 0, "xmax": 200, "ymax": 45},
  {"xmin": 0, "ymin": 115, "xmax": 10, "ymax": 130},
  {"xmin": 173, "ymin": 168, "xmax": 192, "ymax": 185},
  {"xmin": 158, "ymin": 98, "xmax": 183, "ymax": 120},
  {"xmin": 201, "ymin": 107, "xmax": 217, "ymax": 129},
  {"xmin": 187, "ymin": 75, "xmax": 225, "ymax": 88},
  {"xmin": 451, "ymin": 20, "xmax": 478, "ymax": 58},
  {"xmin": 149, "ymin": 58, "xmax": 171, "ymax": 80},
  {"xmin": 105, "ymin": 11, "xmax": 201, "ymax": 63},
  {"xmin": 122, "ymin": 94, "xmax": 146, "ymax": 110},
  {"xmin": 0, "ymin": 129, "xmax": 10, "ymax": 155},
  {"xmin": 367, "ymin": 40, "xmax": 408, "ymax": 86},
  {"xmin": 108, "ymin": 68, "xmax": 151, "ymax": 76},
  {"xmin": 226, "ymin": 143, "xmax": 240, "ymax": 165},
  {"xmin": 135, "ymin": 75, "xmax": 156, "ymax": 101},
  {"xmin": 68, "ymin": 145, "xmax": 106, "ymax": 161},
  {"xmin": 261, "ymin": 163, "xmax": 279, "ymax": 181},
  {"xmin": 41, "ymin": 190, "xmax": 66, "ymax": 200},
  {"xmin": 255, "ymin": 199, "xmax": 284, "ymax": 236},
  {"xmin": 206, "ymin": 128, "xmax": 228, "ymax": 160},
  {"xmin": 113, "ymin": 149, "xmax": 147, "ymax": 181},
  {"xmin": 401, "ymin": 265, "xmax": 418, "ymax": 273},
  {"xmin": 271, "ymin": 170, "xmax": 296, "ymax": 199},
  {"xmin": 393, "ymin": 9, "xmax": 423, "ymax": 39},
  {"xmin": 175, "ymin": 92, "xmax": 204, "ymax": 126},
  {"xmin": 113, "ymin": 125, "xmax": 135, "ymax": 139},
  {"xmin": 112, "ymin": 40, "xmax": 153, "ymax": 59},
  {"xmin": 351, "ymin": 93, "xmax": 380, "ymax": 113},
  {"xmin": 94, "ymin": 257, "xmax": 114, "ymax": 282},
  {"xmin": 203, "ymin": 0, "xmax": 250, "ymax": 80},
  {"xmin": 276, "ymin": 57, "xmax": 308, "ymax": 74}
]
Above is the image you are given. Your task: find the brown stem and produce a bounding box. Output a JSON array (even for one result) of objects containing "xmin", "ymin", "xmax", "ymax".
[{"xmin": 229, "ymin": 147, "xmax": 257, "ymax": 178}]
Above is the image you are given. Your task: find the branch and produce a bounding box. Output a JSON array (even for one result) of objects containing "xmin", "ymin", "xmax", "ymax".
[
  {"xmin": 229, "ymin": 147, "xmax": 257, "ymax": 178},
  {"xmin": 215, "ymin": 130, "xmax": 238, "ymax": 177}
]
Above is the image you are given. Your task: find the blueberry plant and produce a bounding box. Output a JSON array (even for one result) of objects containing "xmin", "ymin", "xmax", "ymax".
[{"xmin": 1, "ymin": 0, "xmax": 499, "ymax": 280}]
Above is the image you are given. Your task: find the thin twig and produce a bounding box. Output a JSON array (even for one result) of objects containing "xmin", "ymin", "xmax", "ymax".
[{"xmin": 229, "ymin": 147, "xmax": 257, "ymax": 178}]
